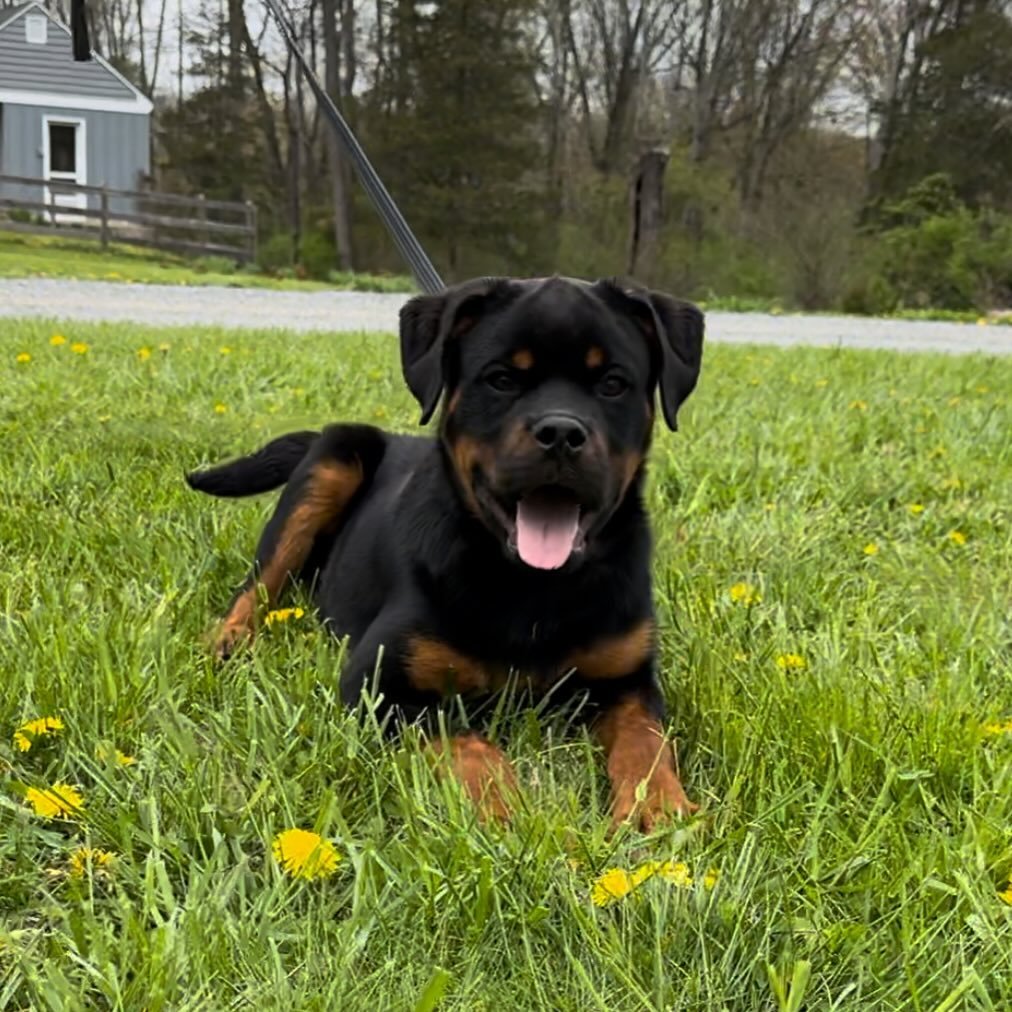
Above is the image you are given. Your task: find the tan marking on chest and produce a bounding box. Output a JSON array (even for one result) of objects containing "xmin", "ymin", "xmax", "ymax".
[
  {"xmin": 564, "ymin": 619, "xmax": 654, "ymax": 679},
  {"xmin": 406, "ymin": 637, "xmax": 493, "ymax": 695}
]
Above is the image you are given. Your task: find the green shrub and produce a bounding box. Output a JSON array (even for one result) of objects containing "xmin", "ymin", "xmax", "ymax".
[{"xmin": 193, "ymin": 254, "xmax": 238, "ymax": 275}]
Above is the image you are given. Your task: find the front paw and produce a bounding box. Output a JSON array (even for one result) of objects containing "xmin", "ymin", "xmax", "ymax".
[{"xmin": 610, "ymin": 767, "xmax": 697, "ymax": 833}]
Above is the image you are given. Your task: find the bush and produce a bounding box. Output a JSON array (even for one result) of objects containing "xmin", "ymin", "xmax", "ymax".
[
  {"xmin": 193, "ymin": 255, "xmax": 238, "ymax": 275},
  {"xmin": 852, "ymin": 175, "xmax": 1012, "ymax": 312}
]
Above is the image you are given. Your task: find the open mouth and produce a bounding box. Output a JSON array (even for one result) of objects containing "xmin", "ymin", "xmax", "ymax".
[{"xmin": 479, "ymin": 484, "xmax": 591, "ymax": 570}]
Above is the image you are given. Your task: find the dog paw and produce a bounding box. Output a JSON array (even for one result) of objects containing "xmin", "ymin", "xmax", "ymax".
[
  {"xmin": 610, "ymin": 767, "xmax": 697, "ymax": 834},
  {"xmin": 432, "ymin": 734, "xmax": 518, "ymax": 824},
  {"xmin": 210, "ymin": 618, "xmax": 255, "ymax": 661}
]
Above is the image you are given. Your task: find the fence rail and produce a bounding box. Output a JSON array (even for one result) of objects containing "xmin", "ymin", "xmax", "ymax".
[{"xmin": 0, "ymin": 174, "xmax": 257, "ymax": 262}]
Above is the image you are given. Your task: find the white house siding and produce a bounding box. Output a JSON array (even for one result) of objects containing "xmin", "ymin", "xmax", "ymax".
[{"xmin": 1, "ymin": 103, "xmax": 150, "ymax": 211}]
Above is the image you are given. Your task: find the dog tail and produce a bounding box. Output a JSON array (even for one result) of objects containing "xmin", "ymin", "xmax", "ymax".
[{"xmin": 185, "ymin": 430, "xmax": 319, "ymax": 497}]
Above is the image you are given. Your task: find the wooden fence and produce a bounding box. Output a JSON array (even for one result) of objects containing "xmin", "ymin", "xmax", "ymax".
[{"xmin": 0, "ymin": 174, "xmax": 257, "ymax": 262}]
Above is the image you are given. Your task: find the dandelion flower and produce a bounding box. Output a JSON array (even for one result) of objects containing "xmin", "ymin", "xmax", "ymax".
[
  {"xmin": 703, "ymin": 868, "xmax": 720, "ymax": 890},
  {"xmin": 976, "ymin": 317, "xmax": 988, "ymax": 327},
  {"xmin": 947, "ymin": 396, "xmax": 961, "ymax": 407},
  {"xmin": 15, "ymin": 352, "xmax": 31, "ymax": 364},
  {"xmin": 733, "ymin": 651, "xmax": 748, "ymax": 662},
  {"xmin": 50, "ymin": 334, "xmax": 67, "ymax": 346},
  {"xmin": 591, "ymin": 867, "xmax": 636, "ymax": 907},
  {"xmin": 947, "ymin": 530, "xmax": 967, "ymax": 546},
  {"xmin": 265, "ymin": 606, "xmax": 305, "ymax": 627},
  {"xmin": 137, "ymin": 347, "xmax": 152, "ymax": 362},
  {"xmin": 908, "ymin": 503, "xmax": 925, "ymax": 516},
  {"xmin": 655, "ymin": 861, "xmax": 694, "ymax": 888},
  {"xmin": 24, "ymin": 783, "xmax": 84, "ymax": 820},
  {"xmin": 69, "ymin": 847, "xmax": 116, "ymax": 878},
  {"xmin": 71, "ymin": 342, "xmax": 89, "ymax": 355},
  {"xmin": 219, "ymin": 346, "xmax": 232, "ymax": 356},
  {"xmin": 214, "ymin": 403, "xmax": 228, "ymax": 415},
  {"xmin": 976, "ymin": 385, "xmax": 990, "ymax": 394},
  {"xmin": 863, "ymin": 543, "xmax": 879, "ymax": 556},
  {"xmin": 729, "ymin": 582, "xmax": 761, "ymax": 606},
  {"xmin": 999, "ymin": 881, "xmax": 1012, "ymax": 905},
  {"xmin": 849, "ymin": 400, "xmax": 868, "ymax": 411},
  {"xmin": 271, "ymin": 828, "xmax": 340, "ymax": 880},
  {"xmin": 814, "ymin": 378, "xmax": 828, "ymax": 388},
  {"xmin": 940, "ymin": 477, "xmax": 962, "ymax": 491},
  {"xmin": 982, "ymin": 718, "xmax": 1012, "ymax": 736},
  {"xmin": 776, "ymin": 653, "xmax": 806, "ymax": 671},
  {"xmin": 14, "ymin": 715, "xmax": 64, "ymax": 752},
  {"xmin": 96, "ymin": 744, "xmax": 136, "ymax": 766},
  {"xmin": 158, "ymin": 342, "xmax": 171, "ymax": 353}
]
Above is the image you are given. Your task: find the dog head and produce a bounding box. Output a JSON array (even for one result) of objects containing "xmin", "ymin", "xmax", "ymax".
[{"xmin": 400, "ymin": 276, "xmax": 704, "ymax": 571}]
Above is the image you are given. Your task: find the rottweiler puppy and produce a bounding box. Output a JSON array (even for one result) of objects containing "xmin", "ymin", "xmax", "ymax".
[{"xmin": 187, "ymin": 276, "xmax": 704, "ymax": 830}]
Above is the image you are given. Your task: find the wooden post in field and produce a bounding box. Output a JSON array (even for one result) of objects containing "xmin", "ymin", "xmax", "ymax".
[
  {"xmin": 246, "ymin": 200, "xmax": 257, "ymax": 262},
  {"xmin": 197, "ymin": 193, "xmax": 208, "ymax": 250},
  {"xmin": 100, "ymin": 185, "xmax": 110, "ymax": 250},
  {"xmin": 627, "ymin": 148, "xmax": 669, "ymax": 284}
]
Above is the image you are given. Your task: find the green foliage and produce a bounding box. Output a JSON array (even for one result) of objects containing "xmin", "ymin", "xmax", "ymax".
[
  {"xmin": 2, "ymin": 319, "xmax": 1011, "ymax": 1007},
  {"xmin": 193, "ymin": 255, "xmax": 238, "ymax": 275},
  {"xmin": 847, "ymin": 176, "xmax": 1012, "ymax": 312}
]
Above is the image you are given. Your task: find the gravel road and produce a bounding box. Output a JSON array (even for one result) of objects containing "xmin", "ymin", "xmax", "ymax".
[{"xmin": 2, "ymin": 278, "xmax": 1010, "ymax": 355}]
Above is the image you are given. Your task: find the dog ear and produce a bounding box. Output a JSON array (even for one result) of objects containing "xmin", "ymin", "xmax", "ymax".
[
  {"xmin": 594, "ymin": 280, "xmax": 704, "ymax": 430},
  {"xmin": 399, "ymin": 277, "xmax": 516, "ymax": 424}
]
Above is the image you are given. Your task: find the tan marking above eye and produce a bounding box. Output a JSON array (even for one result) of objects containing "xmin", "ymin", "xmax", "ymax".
[
  {"xmin": 511, "ymin": 348, "xmax": 534, "ymax": 370},
  {"xmin": 585, "ymin": 346, "xmax": 605, "ymax": 369}
]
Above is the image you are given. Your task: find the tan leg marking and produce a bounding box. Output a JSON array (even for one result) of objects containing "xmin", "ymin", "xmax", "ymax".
[
  {"xmin": 430, "ymin": 734, "xmax": 518, "ymax": 823},
  {"xmin": 596, "ymin": 695, "xmax": 697, "ymax": 832}
]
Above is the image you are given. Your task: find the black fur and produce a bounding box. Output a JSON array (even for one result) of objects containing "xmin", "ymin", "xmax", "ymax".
[{"xmin": 186, "ymin": 430, "xmax": 319, "ymax": 497}]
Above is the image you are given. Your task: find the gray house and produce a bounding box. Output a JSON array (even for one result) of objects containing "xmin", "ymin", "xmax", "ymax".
[{"xmin": 0, "ymin": 1, "xmax": 151, "ymax": 214}]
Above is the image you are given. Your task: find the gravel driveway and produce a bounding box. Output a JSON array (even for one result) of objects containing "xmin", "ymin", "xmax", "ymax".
[{"xmin": 2, "ymin": 278, "xmax": 1010, "ymax": 355}]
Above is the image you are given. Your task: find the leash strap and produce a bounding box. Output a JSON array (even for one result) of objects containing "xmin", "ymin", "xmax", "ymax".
[{"xmin": 263, "ymin": 0, "xmax": 445, "ymax": 295}]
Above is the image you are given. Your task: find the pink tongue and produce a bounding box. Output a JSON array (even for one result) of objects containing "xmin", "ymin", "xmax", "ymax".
[{"xmin": 515, "ymin": 492, "xmax": 580, "ymax": 570}]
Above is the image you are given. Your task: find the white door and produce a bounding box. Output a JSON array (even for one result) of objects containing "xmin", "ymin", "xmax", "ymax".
[{"xmin": 42, "ymin": 116, "xmax": 88, "ymax": 221}]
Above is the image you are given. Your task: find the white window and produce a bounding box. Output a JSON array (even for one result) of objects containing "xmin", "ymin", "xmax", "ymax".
[{"xmin": 25, "ymin": 14, "xmax": 47, "ymax": 45}]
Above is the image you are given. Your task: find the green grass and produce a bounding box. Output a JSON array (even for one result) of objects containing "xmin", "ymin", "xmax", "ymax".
[
  {"xmin": 0, "ymin": 230, "xmax": 414, "ymax": 292},
  {"xmin": 2, "ymin": 320, "xmax": 1011, "ymax": 1009}
]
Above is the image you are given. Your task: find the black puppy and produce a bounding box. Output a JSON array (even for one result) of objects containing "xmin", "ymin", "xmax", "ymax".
[{"xmin": 187, "ymin": 276, "xmax": 704, "ymax": 829}]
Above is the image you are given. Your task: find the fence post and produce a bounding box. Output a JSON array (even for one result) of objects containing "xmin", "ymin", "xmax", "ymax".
[
  {"xmin": 246, "ymin": 200, "xmax": 257, "ymax": 263},
  {"xmin": 100, "ymin": 185, "xmax": 109, "ymax": 250},
  {"xmin": 197, "ymin": 193, "xmax": 208, "ymax": 250}
]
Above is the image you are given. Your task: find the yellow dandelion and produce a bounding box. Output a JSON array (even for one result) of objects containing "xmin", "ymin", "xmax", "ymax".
[
  {"xmin": 999, "ymin": 881, "xmax": 1012, "ymax": 905},
  {"xmin": 591, "ymin": 867, "xmax": 636, "ymax": 907},
  {"xmin": 219, "ymin": 346, "xmax": 232, "ymax": 355},
  {"xmin": 71, "ymin": 342, "xmax": 89, "ymax": 355},
  {"xmin": 69, "ymin": 847, "xmax": 116, "ymax": 878},
  {"xmin": 814, "ymin": 378, "xmax": 828, "ymax": 388},
  {"xmin": 654, "ymin": 860, "xmax": 694, "ymax": 888},
  {"xmin": 733, "ymin": 651, "xmax": 748, "ymax": 662},
  {"xmin": 13, "ymin": 715, "xmax": 64, "ymax": 752},
  {"xmin": 764, "ymin": 502, "xmax": 777, "ymax": 511},
  {"xmin": 265, "ymin": 606, "xmax": 305, "ymax": 627},
  {"xmin": 776, "ymin": 653, "xmax": 806, "ymax": 671},
  {"xmin": 908, "ymin": 503, "xmax": 925, "ymax": 516},
  {"xmin": 96, "ymin": 744, "xmax": 136, "ymax": 766},
  {"xmin": 982, "ymin": 718, "xmax": 1012, "ymax": 736},
  {"xmin": 947, "ymin": 530, "xmax": 967, "ymax": 546},
  {"xmin": 50, "ymin": 334, "xmax": 67, "ymax": 346},
  {"xmin": 975, "ymin": 385, "xmax": 990, "ymax": 394},
  {"xmin": 940, "ymin": 477, "xmax": 962, "ymax": 491},
  {"xmin": 374, "ymin": 405, "xmax": 389, "ymax": 420},
  {"xmin": 748, "ymin": 377, "xmax": 761, "ymax": 387},
  {"xmin": 863, "ymin": 543, "xmax": 879, "ymax": 556},
  {"xmin": 929, "ymin": 446, "xmax": 947, "ymax": 459},
  {"xmin": 271, "ymin": 828, "xmax": 340, "ymax": 881},
  {"xmin": 24, "ymin": 783, "xmax": 84, "ymax": 820},
  {"xmin": 214, "ymin": 403, "xmax": 228, "ymax": 415},
  {"xmin": 98, "ymin": 414, "xmax": 112, "ymax": 423},
  {"xmin": 15, "ymin": 352, "xmax": 31, "ymax": 364},
  {"xmin": 849, "ymin": 400, "xmax": 868, "ymax": 411},
  {"xmin": 137, "ymin": 347, "xmax": 152, "ymax": 361},
  {"xmin": 976, "ymin": 317, "xmax": 988, "ymax": 327},
  {"xmin": 368, "ymin": 368, "xmax": 384, "ymax": 381},
  {"xmin": 703, "ymin": 868, "xmax": 720, "ymax": 890},
  {"xmin": 728, "ymin": 582, "xmax": 761, "ymax": 606}
]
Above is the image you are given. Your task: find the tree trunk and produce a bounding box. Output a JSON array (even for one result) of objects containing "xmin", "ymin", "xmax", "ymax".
[
  {"xmin": 627, "ymin": 148, "xmax": 668, "ymax": 284},
  {"xmin": 322, "ymin": 0, "xmax": 355, "ymax": 270}
]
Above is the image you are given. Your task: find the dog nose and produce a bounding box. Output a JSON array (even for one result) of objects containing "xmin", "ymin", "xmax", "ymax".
[{"xmin": 532, "ymin": 414, "xmax": 588, "ymax": 454}]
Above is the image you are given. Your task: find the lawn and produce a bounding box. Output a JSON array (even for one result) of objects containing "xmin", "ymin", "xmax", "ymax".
[
  {"xmin": 0, "ymin": 230, "xmax": 414, "ymax": 293},
  {"xmin": 1, "ymin": 320, "xmax": 1010, "ymax": 1009}
]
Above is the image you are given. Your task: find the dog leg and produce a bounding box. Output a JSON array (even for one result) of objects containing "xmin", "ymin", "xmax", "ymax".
[
  {"xmin": 213, "ymin": 424, "xmax": 385, "ymax": 659},
  {"xmin": 595, "ymin": 686, "xmax": 696, "ymax": 832},
  {"xmin": 430, "ymin": 733, "xmax": 518, "ymax": 823}
]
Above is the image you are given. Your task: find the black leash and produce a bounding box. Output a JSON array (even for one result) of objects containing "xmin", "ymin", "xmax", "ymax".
[
  {"xmin": 263, "ymin": 0, "xmax": 444, "ymax": 295},
  {"xmin": 71, "ymin": 0, "xmax": 444, "ymax": 295}
]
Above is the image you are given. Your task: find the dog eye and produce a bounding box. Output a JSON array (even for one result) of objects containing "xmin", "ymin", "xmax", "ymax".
[
  {"xmin": 597, "ymin": 372, "xmax": 630, "ymax": 398},
  {"xmin": 485, "ymin": 368, "xmax": 520, "ymax": 393}
]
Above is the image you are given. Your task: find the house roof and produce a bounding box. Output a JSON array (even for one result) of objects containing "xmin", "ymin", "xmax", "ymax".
[{"xmin": 0, "ymin": 1, "xmax": 153, "ymax": 114}]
